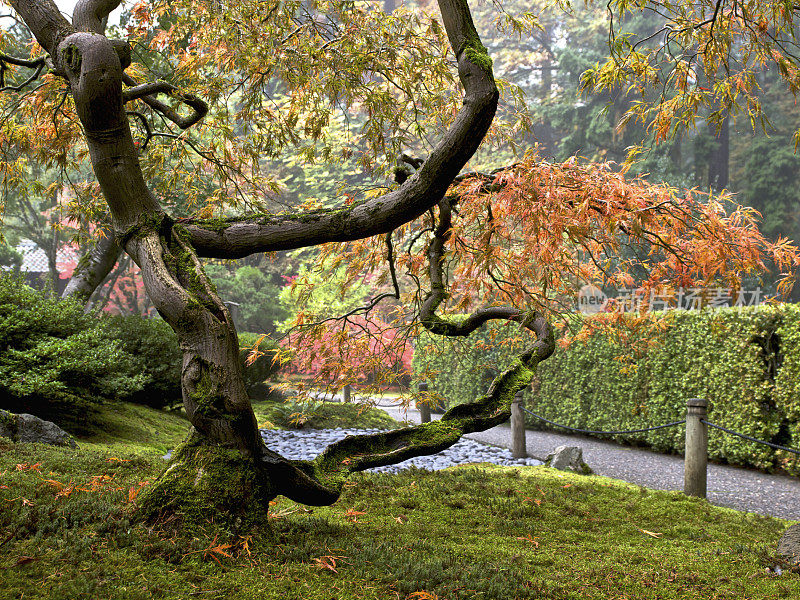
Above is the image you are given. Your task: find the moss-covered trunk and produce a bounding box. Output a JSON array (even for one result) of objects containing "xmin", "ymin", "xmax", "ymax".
[
  {"xmin": 125, "ymin": 223, "xmax": 261, "ymax": 453},
  {"xmin": 7, "ymin": 21, "xmax": 277, "ymax": 526},
  {"xmin": 122, "ymin": 223, "xmax": 294, "ymax": 527}
]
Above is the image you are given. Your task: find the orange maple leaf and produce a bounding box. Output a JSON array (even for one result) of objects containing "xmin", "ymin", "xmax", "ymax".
[
  {"xmin": 209, "ymin": 543, "xmax": 233, "ymax": 558},
  {"xmin": 515, "ymin": 534, "xmax": 540, "ymax": 547},
  {"xmin": 313, "ymin": 555, "xmax": 339, "ymax": 574},
  {"xmin": 15, "ymin": 463, "xmax": 41, "ymax": 472},
  {"xmin": 239, "ymin": 535, "xmax": 252, "ymax": 557},
  {"xmin": 202, "ymin": 537, "xmax": 234, "ymax": 565},
  {"xmin": 407, "ymin": 592, "xmax": 439, "ymax": 600},
  {"xmin": 5, "ymin": 497, "xmax": 33, "ymax": 506},
  {"xmin": 344, "ymin": 507, "xmax": 366, "ymax": 522}
]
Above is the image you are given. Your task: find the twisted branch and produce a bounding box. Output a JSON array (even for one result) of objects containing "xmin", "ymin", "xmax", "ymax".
[
  {"xmin": 61, "ymin": 226, "xmax": 122, "ymax": 305},
  {"xmin": 0, "ymin": 53, "xmax": 46, "ymax": 93},
  {"xmin": 73, "ymin": 0, "xmax": 120, "ymax": 34},
  {"xmin": 274, "ymin": 167, "xmax": 555, "ymax": 505},
  {"xmin": 122, "ymin": 75, "xmax": 208, "ymax": 130}
]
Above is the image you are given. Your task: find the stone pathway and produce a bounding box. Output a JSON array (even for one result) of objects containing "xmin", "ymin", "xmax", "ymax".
[{"xmin": 377, "ymin": 403, "xmax": 800, "ymax": 521}]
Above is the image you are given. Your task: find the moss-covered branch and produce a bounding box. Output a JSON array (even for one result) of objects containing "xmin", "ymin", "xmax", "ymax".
[
  {"xmin": 178, "ymin": 0, "xmax": 497, "ymax": 261},
  {"xmin": 267, "ymin": 191, "xmax": 554, "ymax": 505},
  {"xmin": 269, "ymin": 316, "xmax": 552, "ymax": 506}
]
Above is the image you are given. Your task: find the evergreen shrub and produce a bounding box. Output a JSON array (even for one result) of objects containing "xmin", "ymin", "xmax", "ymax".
[
  {"xmin": 413, "ymin": 305, "xmax": 800, "ymax": 474},
  {"xmin": 261, "ymin": 399, "xmax": 400, "ymax": 430},
  {"xmin": 0, "ymin": 275, "xmax": 144, "ymax": 421},
  {"xmin": 102, "ymin": 315, "xmax": 182, "ymax": 409},
  {"xmin": 0, "ymin": 275, "xmax": 284, "ymax": 421}
]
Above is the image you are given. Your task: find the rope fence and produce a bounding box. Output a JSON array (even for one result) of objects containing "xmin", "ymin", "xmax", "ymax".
[
  {"xmin": 520, "ymin": 407, "xmax": 685, "ymax": 436},
  {"xmin": 506, "ymin": 394, "xmax": 800, "ymax": 499},
  {"xmin": 701, "ymin": 420, "xmax": 800, "ymax": 456}
]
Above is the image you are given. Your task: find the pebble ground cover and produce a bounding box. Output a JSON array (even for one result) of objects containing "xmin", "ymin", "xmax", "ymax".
[
  {"xmin": 259, "ymin": 428, "xmax": 542, "ymax": 472},
  {"xmin": 1, "ymin": 402, "xmax": 798, "ymax": 599}
]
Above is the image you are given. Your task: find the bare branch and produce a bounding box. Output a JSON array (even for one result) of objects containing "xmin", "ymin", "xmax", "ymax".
[
  {"xmin": 418, "ymin": 195, "xmax": 552, "ymax": 347},
  {"xmin": 62, "ymin": 226, "xmax": 122, "ymax": 305},
  {"xmin": 0, "ymin": 53, "xmax": 45, "ymax": 70},
  {"xmin": 0, "ymin": 54, "xmax": 46, "ymax": 92},
  {"xmin": 127, "ymin": 110, "xmax": 153, "ymax": 150},
  {"xmin": 122, "ymin": 75, "xmax": 208, "ymax": 130},
  {"xmin": 385, "ymin": 230, "xmax": 400, "ymax": 299}
]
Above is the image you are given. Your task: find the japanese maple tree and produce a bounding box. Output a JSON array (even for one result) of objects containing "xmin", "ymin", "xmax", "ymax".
[{"xmin": 1, "ymin": 0, "xmax": 797, "ymax": 529}]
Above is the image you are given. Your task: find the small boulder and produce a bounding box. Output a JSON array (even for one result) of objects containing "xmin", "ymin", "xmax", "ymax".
[
  {"xmin": 778, "ymin": 524, "xmax": 800, "ymax": 564},
  {"xmin": 544, "ymin": 445, "xmax": 592, "ymax": 474},
  {"xmin": 0, "ymin": 409, "xmax": 78, "ymax": 448}
]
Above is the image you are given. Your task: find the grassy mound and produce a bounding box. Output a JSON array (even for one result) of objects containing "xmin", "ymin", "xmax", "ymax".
[
  {"xmin": 0, "ymin": 404, "xmax": 797, "ymax": 599},
  {"xmin": 253, "ymin": 399, "xmax": 401, "ymax": 430},
  {"xmin": 76, "ymin": 402, "xmax": 192, "ymax": 455}
]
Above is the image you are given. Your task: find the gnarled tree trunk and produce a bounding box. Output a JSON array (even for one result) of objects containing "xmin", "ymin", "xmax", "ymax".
[{"xmin": 10, "ymin": 0, "xmax": 552, "ymax": 530}]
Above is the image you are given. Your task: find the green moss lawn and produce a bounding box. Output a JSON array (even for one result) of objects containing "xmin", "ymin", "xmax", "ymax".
[{"xmin": 1, "ymin": 402, "xmax": 798, "ymax": 599}]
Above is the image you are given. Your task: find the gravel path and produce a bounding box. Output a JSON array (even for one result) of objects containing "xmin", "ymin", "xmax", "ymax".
[
  {"xmin": 378, "ymin": 404, "xmax": 800, "ymax": 521},
  {"xmin": 259, "ymin": 427, "xmax": 542, "ymax": 473}
]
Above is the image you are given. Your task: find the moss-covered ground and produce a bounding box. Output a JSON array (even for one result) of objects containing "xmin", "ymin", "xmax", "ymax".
[
  {"xmin": 77, "ymin": 402, "xmax": 191, "ymax": 456},
  {"xmin": 1, "ymin": 403, "xmax": 798, "ymax": 599},
  {"xmin": 252, "ymin": 399, "xmax": 400, "ymax": 431}
]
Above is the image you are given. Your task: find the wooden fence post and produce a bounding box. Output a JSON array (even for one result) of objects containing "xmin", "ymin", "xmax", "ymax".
[
  {"xmin": 418, "ymin": 382, "xmax": 431, "ymax": 423},
  {"xmin": 511, "ymin": 390, "xmax": 527, "ymax": 458},
  {"xmin": 684, "ymin": 398, "xmax": 708, "ymax": 498}
]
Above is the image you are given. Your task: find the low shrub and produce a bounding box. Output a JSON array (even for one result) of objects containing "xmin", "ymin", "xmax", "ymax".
[
  {"xmin": 101, "ymin": 325, "xmax": 284, "ymax": 405},
  {"xmin": 257, "ymin": 399, "xmax": 400, "ymax": 430},
  {"xmin": 0, "ymin": 274, "xmax": 144, "ymax": 423},
  {"xmin": 0, "ymin": 275, "xmax": 285, "ymax": 424},
  {"xmin": 102, "ymin": 315, "xmax": 182, "ymax": 409}
]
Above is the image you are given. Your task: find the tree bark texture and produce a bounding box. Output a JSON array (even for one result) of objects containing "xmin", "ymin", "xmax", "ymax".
[
  {"xmin": 61, "ymin": 226, "xmax": 121, "ymax": 304},
  {"xmin": 9, "ymin": 0, "xmax": 554, "ymax": 528}
]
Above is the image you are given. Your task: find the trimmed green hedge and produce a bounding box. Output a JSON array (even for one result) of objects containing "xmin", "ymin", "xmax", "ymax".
[{"xmin": 413, "ymin": 306, "xmax": 800, "ymax": 474}]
